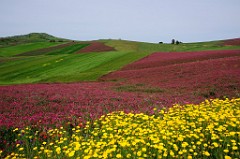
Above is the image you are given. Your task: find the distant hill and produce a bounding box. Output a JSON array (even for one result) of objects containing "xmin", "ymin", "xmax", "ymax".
[{"xmin": 0, "ymin": 33, "xmax": 69, "ymax": 47}]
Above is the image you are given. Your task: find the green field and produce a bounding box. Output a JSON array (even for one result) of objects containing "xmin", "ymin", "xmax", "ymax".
[
  {"xmin": 47, "ymin": 43, "xmax": 89, "ymax": 55},
  {"xmin": 0, "ymin": 33, "xmax": 240, "ymax": 85},
  {"xmin": 103, "ymin": 39, "xmax": 240, "ymax": 53},
  {"xmin": 0, "ymin": 42, "xmax": 64, "ymax": 57},
  {"xmin": 0, "ymin": 51, "xmax": 135, "ymax": 84}
]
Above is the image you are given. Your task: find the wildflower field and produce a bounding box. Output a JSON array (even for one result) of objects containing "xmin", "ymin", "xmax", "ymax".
[
  {"xmin": 101, "ymin": 50, "xmax": 240, "ymax": 98},
  {"xmin": 1, "ymin": 98, "xmax": 239, "ymax": 159},
  {"xmin": 1, "ymin": 35, "xmax": 240, "ymax": 158}
]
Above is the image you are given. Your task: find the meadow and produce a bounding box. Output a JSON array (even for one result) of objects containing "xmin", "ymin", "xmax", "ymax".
[
  {"xmin": 0, "ymin": 42, "xmax": 64, "ymax": 57},
  {"xmin": 0, "ymin": 34, "xmax": 240, "ymax": 158}
]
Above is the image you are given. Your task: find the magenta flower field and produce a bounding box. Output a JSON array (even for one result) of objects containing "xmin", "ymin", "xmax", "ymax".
[
  {"xmin": 1, "ymin": 50, "xmax": 239, "ymax": 128},
  {"xmin": 0, "ymin": 49, "xmax": 240, "ymax": 158},
  {"xmin": 102, "ymin": 50, "xmax": 240, "ymax": 99},
  {"xmin": 0, "ymin": 82, "xmax": 157, "ymax": 128}
]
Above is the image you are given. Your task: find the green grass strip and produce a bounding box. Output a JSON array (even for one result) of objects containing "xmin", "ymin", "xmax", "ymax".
[
  {"xmin": 47, "ymin": 43, "xmax": 89, "ymax": 55},
  {"xmin": 0, "ymin": 42, "xmax": 63, "ymax": 57}
]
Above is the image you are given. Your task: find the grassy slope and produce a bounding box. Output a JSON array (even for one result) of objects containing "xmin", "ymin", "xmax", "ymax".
[
  {"xmin": 104, "ymin": 39, "xmax": 240, "ymax": 53},
  {"xmin": 0, "ymin": 33, "xmax": 68, "ymax": 47},
  {"xmin": 47, "ymin": 43, "xmax": 89, "ymax": 55},
  {"xmin": 0, "ymin": 42, "xmax": 64, "ymax": 57},
  {"xmin": 0, "ymin": 51, "xmax": 130, "ymax": 84},
  {"xmin": 0, "ymin": 38, "xmax": 239, "ymax": 85},
  {"xmin": 100, "ymin": 39, "xmax": 240, "ymax": 68}
]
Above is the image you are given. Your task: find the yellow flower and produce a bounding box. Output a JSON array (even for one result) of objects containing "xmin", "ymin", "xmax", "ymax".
[
  {"xmin": 4, "ymin": 98, "xmax": 239, "ymax": 159},
  {"xmin": 182, "ymin": 142, "xmax": 189, "ymax": 148},
  {"xmin": 137, "ymin": 151, "xmax": 142, "ymax": 156},
  {"xmin": 188, "ymin": 155, "xmax": 192, "ymax": 159},
  {"xmin": 13, "ymin": 128, "xmax": 19, "ymax": 132},
  {"xmin": 225, "ymin": 156, "xmax": 232, "ymax": 159},
  {"xmin": 178, "ymin": 151, "xmax": 183, "ymax": 155},
  {"xmin": 116, "ymin": 154, "xmax": 122, "ymax": 158},
  {"xmin": 170, "ymin": 150, "xmax": 174, "ymax": 157},
  {"xmin": 68, "ymin": 151, "xmax": 75, "ymax": 157},
  {"xmin": 56, "ymin": 147, "xmax": 61, "ymax": 155},
  {"xmin": 232, "ymin": 146, "xmax": 238, "ymax": 150},
  {"xmin": 173, "ymin": 144, "xmax": 178, "ymax": 151},
  {"xmin": 223, "ymin": 149, "xmax": 229, "ymax": 153},
  {"xmin": 178, "ymin": 135, "xmax": 184, "ymax": 141},
  {"xmin": 192, "ymin": 145, "xmax": 196, "ymax": 149},
  {"xmin": 203, "ymin": 151, "xmax": 210, "ymax": 156},
  {"xmin": 212, "ymin": 142, "xmax": 219, "ymax": 147},
  {"xmin": 142, "ymin": 147, "xmax": 147, "ymax": 152},
  {"xmin": 163, "ymin": 151, "xmax": 168, "ymax": 157},
  {"xmin": 19, "ymin": 147, "xmax": 24, "ymax": 151},
  {"xmin": 83, "ymin": 156, "xmax": 91, "ymax": 159}
]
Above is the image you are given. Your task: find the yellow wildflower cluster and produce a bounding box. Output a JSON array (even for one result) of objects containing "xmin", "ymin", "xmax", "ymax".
[{"xmin": 3, "ymin": 98, "xmax": 240, "ymax": 159}]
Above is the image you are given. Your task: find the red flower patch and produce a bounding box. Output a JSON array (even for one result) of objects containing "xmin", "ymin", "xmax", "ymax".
[{"xmin": 76, "ymin": 42, "xmax": 115, "ymax": 53}]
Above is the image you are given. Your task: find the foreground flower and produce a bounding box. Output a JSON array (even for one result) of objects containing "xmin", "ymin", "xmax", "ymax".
[{"xmin": 2, "ymin": 98, "xmax": 240, "ymax": 159}]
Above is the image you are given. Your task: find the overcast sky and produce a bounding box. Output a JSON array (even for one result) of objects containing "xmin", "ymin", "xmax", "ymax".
[{"xmin": 0, "ymin": 0, "xmax": 240, "ymax": 43}]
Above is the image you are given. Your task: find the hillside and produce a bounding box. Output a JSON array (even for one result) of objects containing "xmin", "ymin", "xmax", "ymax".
[
  {"xmin": 101, "ymin": 49, "xmax": 240, "ymax": 99},
  {"xmin": 0, "ymin": 33, "xmax": 69, "ymax": 47},
  {"xmin": 1, "ymin": 34, "xmax": 240, "ymax": 158},
  {"xmin": 1, "ymin": 37, "xmax": 239, "ymax": 127},
  {"xmin": 0, "ymin": 34, "xmax": 240, "ymax": 85}
]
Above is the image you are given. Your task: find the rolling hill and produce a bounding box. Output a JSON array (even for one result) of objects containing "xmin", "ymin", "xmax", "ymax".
[
  {"xmin": 0, "ymin": 33, "xmax": 240, "ymax": 85},
  {"xmin": 0, "ymin": 33, "xmax": 69, "ymax": 47},
  {"xmin": 0, "ymin": 33, "xmax": 71, "ymax": 57},
  {"xmin": 0, "ymin": 33, "xmax": 240, "ymax": 158}
]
